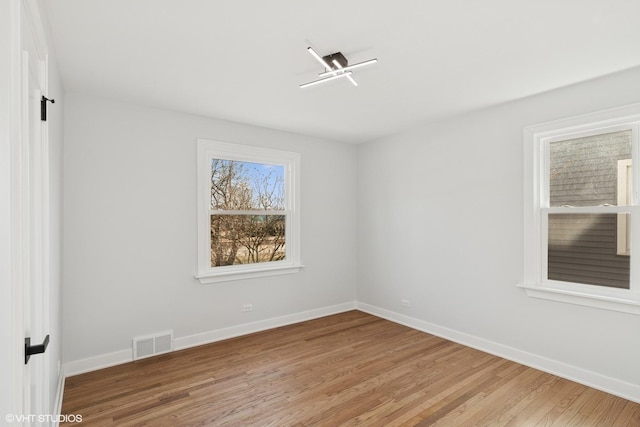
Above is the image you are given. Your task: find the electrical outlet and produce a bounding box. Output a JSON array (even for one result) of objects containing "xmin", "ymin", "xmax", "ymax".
[
  {"xmin": 401, "ymin": 299, "xmax": 410, "ymax": 307},
  {"xmin": 242, "ymin": 304, "xmax": 253, "ymax": 312}
]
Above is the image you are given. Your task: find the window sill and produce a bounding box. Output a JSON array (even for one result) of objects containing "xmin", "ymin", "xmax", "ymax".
[
  {"xmin": 196, "ymin": 264, "xmax": 304, "ymax": 284},
  {"xmin": 517, "ymin": 283, "xmax": 640, "ymax": 315}
]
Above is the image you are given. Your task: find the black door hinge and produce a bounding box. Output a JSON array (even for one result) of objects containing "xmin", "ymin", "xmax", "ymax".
[{"xmin": 41, "ymin": 96, "xmax": 55, "ymax": 121}]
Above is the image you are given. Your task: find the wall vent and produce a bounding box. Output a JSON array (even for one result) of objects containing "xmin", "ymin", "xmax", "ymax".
[{"xmin": 133, "ymin": 331, "xmax": 173, "ymax": 360}]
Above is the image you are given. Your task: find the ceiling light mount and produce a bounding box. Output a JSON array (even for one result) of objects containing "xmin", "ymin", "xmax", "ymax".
[
  {"xmin": 300, "ymin": 47, "xmax": 377, "ymax": 89},
  {"xmin": 322, "ymin": 52, "xmax": 348, "ymax": 70}
]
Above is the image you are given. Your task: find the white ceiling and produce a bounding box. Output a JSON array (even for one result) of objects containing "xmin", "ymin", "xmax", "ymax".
[{"xmin": 43, "ymin": 0, "xmax": 640, "ymax": 143}]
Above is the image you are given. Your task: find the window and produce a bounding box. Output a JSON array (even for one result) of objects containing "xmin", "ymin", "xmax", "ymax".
[
  {"xmin": 196, "ymin": 139, "xmax": 301, "ymax": 283},
  {"xmin": 521, "ymin": 103, "xmax": 640, "ymax": 314}
]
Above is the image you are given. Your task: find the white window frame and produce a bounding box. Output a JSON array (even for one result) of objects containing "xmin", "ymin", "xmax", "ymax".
[
  {"xmin": 520, "ymin": 103, "xmax": 640, "ymax": 315},
  {"xmin": 195, "ymin": 139, "xmax": 302, "ymax": 284},
  {"xmin": 617, "ymin": 159, "xmax": 632, "ymax": 256}
]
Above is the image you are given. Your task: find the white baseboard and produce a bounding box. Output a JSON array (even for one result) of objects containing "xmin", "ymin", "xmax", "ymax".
[
  {"xmin": 63, "ymin": 348, "xmax": 132, "ymax": 377},
  {"xmin": 357, "ymin": 302, "xmax": 640, "ymax": 404},
  {"xmin": 173, "ymin": 302, "xmax": 356, "ymax": 350},
  {"xmin": 63, "ymin": 302, "xmax": 357, "ymax": 377}
]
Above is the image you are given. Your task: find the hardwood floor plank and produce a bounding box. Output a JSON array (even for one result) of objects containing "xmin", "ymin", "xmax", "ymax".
[
  {"xmin": 588, "ymin": 393, "xmax": 634, "ymax": 427},
  {"xmin": 531, "ymin": 381, "xmax": 586, "ymax": 426},
  {"xmin": 548, "ymin": 386, "xmax": 601, "ymax": 427},
  {"xmin": 507, "ymin": 379, "xmax": 581, "ymax": 426},
  {"xmin": 569, "ymin": 387, "xmax": 619, "ymax": 426},
  {"xmin": 614, "ymin": 401, "xmax": 640, "ymax": 426},
  {"xmin": 61, "ymin": 311, "xmax": 639, "ymax": 426},
  {"xmin": 443, "ymin": 365, "xmax": 544, "ymax": 426}
]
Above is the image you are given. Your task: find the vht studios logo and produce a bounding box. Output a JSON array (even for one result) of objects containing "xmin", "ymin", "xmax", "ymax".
[{"xmin": 5, "ymin": 413, "xmax": 83, "ymax": 423}]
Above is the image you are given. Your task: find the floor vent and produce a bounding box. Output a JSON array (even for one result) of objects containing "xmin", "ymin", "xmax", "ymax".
[{"xmin": 133, "ymin": 331, "xmax": 173, "ymax": 360}]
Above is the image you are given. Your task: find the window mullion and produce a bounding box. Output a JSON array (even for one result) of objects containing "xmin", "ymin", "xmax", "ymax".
[
  {"xmin": 210, "ymin": 209, "xmax": 288, "ymax": 215},
  {"xmin": 543, "ymin": 206, "xmax": 633, "ymax": 214}
]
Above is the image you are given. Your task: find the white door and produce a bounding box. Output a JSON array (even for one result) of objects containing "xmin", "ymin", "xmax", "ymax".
[{"xmin": 18, "ymin": 0, "xmax": 51, "ymax": 423}]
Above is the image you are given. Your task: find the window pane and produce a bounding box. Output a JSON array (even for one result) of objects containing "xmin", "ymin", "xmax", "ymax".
[
  {"xmin": 211, "ymin": 159, "xmax": 285, "ymax": 210},
  {"xmin": 549, "ymin": 130, "xmax": 631, "ymax": 207},
  {"xmin": 210, "ymin": 215, "xmax": 286, "ymax": 266},
  {"xmin": 548, "ymin": 213, "xmax": 630, "ymax": 289}
]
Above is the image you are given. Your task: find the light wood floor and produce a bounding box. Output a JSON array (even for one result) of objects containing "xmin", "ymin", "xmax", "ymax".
[{"xmin": 61, "ymin": 311, "xmax": 639, "ymax": 426}]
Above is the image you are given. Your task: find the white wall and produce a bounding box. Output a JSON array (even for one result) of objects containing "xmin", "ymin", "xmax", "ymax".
[
  {"xmin": 357, "ymin": 66, "xmax": 640, "ymax": 400},
  {"xmin": 63, "ymin": 94, "xmax": 358, "ymax": 365}
]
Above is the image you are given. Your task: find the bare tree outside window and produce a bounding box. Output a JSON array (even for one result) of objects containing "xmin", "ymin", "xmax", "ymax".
[{"xmin": 209, "ymin": 159, "xmax": 286, "ymax": 267}]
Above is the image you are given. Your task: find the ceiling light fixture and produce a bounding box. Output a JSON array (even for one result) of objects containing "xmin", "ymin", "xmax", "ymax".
[
  {"xmin": 300, "ymin": 47, "xmax": 377, "ymax": 89},
  {"xmin": 299, "ymin": 71, "xmax": 354, "ymax": 89}
]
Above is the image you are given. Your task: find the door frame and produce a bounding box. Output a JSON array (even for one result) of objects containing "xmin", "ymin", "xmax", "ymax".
[
  {"xmin": 6, "ymin": 0, "xmax": 26, "ymax": 420},
  {"xmin": 23, "ymin": 0, "xmax": 52, "ymax": 418},
  {"xmin": 5, "ymin": 0, "xmax": 52, "ymax": 423}
]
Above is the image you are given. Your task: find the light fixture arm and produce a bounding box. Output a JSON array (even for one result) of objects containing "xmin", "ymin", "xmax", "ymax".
[
  {"xmin": 317, "ymin": 58, "xmax": 378, "ymax": 78},
  {"xmin": 331, "ymin": 58, "xmax": 358, "ymax": 87},
  {"xmin": 300, "ymin": 71, "xmax": 354, "ymax": 89},
  {"xmin": 307, "ymin": 47, "xmax": 334, "ymax": 71}
]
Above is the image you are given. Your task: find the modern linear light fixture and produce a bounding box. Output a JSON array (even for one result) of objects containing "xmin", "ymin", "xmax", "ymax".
[{"xmin": 300, "ymin": 47, "xmax": 377, "ymax": 89}]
